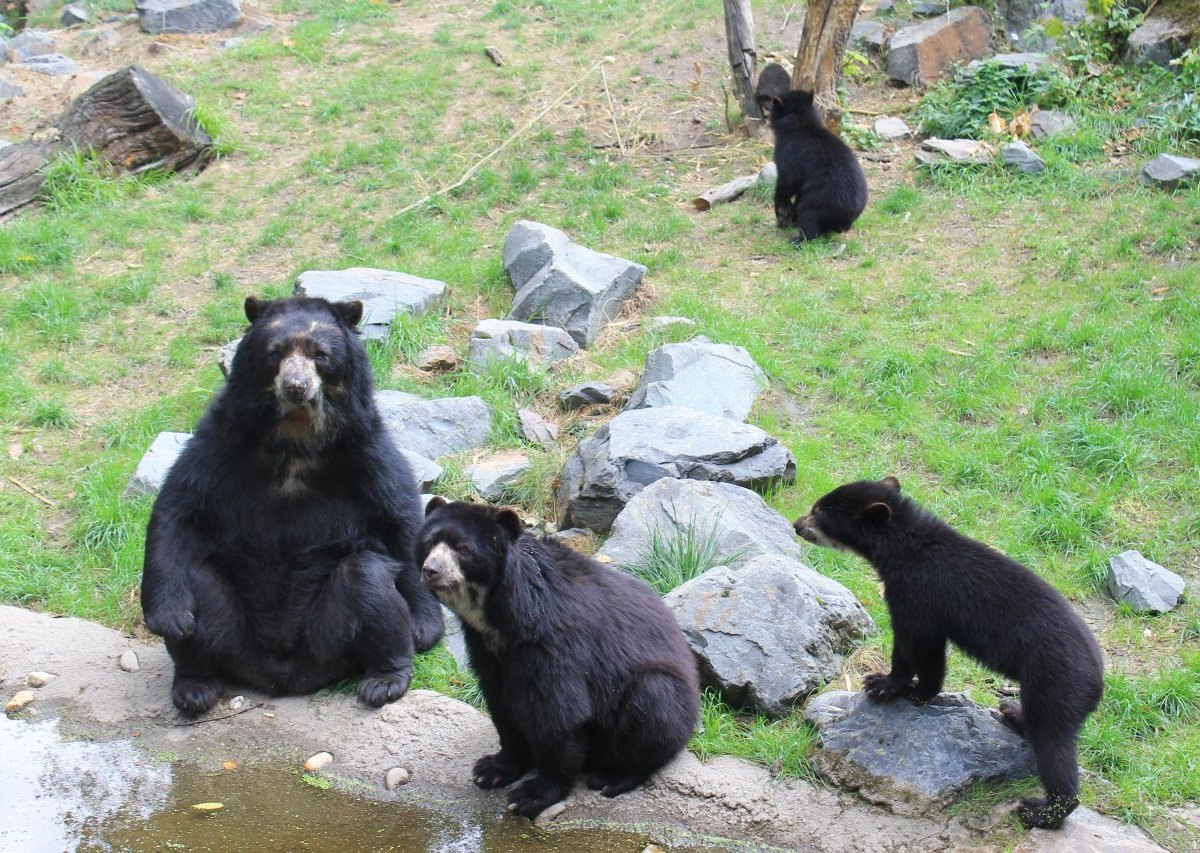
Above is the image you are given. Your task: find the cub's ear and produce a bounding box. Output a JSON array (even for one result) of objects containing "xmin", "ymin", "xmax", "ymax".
[
  {"xmin": 333, "ymin": 300, "xmax": 364, "ymax": 328},
  {"xmin": 244, "ymin": 296, "xmax": 267, "ymax": 323},
  {"xmin": 425, "ymin": 496, "xmax": 448, "ymax": 517},
  {"xmin": 863, "ymin": 501, "xmax": 893, "ymax": 525},
  {"xmin": 881, "ymin": 476, "xmax": 901, "ymax": 492},
  {"xmin": 495, "ymin": 507, "xmax": 524, "ymax": 540}
]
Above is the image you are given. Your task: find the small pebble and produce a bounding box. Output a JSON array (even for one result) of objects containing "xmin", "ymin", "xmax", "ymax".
[
  {"xmin": 384, "ymin": 767, "xmax": 411, "ymax": 789},
  {"xmin": 533, "ymin": 801, "xmax": 567, "ymax": 827},
  {"xmin": 228, "ymin": 695, "xmax": 245, "ymax": 710},
  {"xmin": 6, "ymin": 690, "xmax": 36, "ymax": 712},
  {"xmin": 192, "ymin": 802, "xmax": 224, "ymax": 813},
  {"xmin": 263, "ymin": 712, "xmax": 276, "ymax": 719},
  {"xmin": 27, "ymin": 672, "xmax": 56, "ymax": 688},
  {"xmin": 118, "ymin": 650, "xmax": 140, "ymax": 672},
  {"xmin": 304, "ymin": 751, "xmax": 333, "ymax": 772}
]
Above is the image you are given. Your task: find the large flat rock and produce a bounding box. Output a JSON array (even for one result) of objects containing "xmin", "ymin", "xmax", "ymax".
[
  {"xmin": 887, "ymin": 7, "xmax": 994, "ymax": 86},
  {"xmin": 625, "ymin": 340, "xmax": 767, "ymax": 421},
  {"xmin": 294, "ymin": 268, "xmax": 447, "ymax": 340},
  {"xmin": 374, "ymin": 390, "xmax": 491, "ymax": 460}
]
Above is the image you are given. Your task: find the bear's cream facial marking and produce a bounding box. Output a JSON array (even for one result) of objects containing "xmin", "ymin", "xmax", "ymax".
[
  {"xmin": 422, "ymin": 542, "xmax": 494, "ymax": 640},
  {"xmin": 275, "ymin": 350, "xmax": 322, "ymax": 406},
  {"xmin": 793, "ymin": 512, "xmax": 856, "ymax": 554}
]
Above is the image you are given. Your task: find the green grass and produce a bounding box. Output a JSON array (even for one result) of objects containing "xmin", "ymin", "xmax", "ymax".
[
  {"xmin": 0, "ymin": 0, "xmax": 1197, "ymax": 843},
  {"xmin": 625, "ymin": 512, "xmax": 748, "ymax": 594}
]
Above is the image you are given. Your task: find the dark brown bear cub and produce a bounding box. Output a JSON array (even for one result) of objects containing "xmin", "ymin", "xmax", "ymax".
[
  {"xmin": 769, "ymin": 89, "xmax": 868, "ymax": 242},
  {"xmin": 418, "ymin": 499, "xmax": 700, "ymax": 819},
  {"xmin": 793, "ymin": 478, "xmax": 1104, "ymax": 830}
]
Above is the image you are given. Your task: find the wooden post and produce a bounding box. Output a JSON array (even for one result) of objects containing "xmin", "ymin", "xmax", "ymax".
[
  {"xmin": 791, "ymin": 0, "xmax": 864, "ymax": 135},
  {"xmin": 724, "ymin": 0, "xmax": 764, "ymax": 134}
]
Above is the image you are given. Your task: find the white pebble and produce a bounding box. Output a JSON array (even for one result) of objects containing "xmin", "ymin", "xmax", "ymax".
[
  {"xmin": 304, "ymin": 752, "xmax": 333, "ymax": 772},
  {"xmin": 27, "ymin": 672, "xmax": 56, "ymax": 688},
  {"xmin": 118, "ymin": 650, "xmax": 140, "ymax": 672},
  {"xmin": 228, "ymin": 695, "xmax": 245, "ymax": 710},
  {"xmin": 384, "ymin": 767, "xmax": 411, "ymax": 789},
  {"xmin": 534, "ymin": 801, "xmax": 567, "ymax": 827},
  {"xmin": 5, "ymin": 690, "xmax": 35, "ymax": 712}
]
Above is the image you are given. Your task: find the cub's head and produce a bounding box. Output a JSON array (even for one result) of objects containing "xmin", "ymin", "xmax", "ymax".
[
  {"xmin": 793, "ymin": 476, "xmax": 903, "ymax": 558},
  {"xmin": 417, "ymin": 498, "xmax": 524, "ymax": 619},
  {"xmin": 233, "ymin": 296, "xmax": 367, "ymax": 436},
  {"xmin": 768, "ymin": 89, "xmax": 818, "ymax": 131}
]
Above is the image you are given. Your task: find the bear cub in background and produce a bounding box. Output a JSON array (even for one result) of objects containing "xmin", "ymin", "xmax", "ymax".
[
  {"xmin": 418, "ymin": 499, "xmax": 699, "ymax": 819},
  {"xmin": 769, "ymin": 89, "xmax": 868, "ymax": 242},
  {"xmin": 794, "ymin": 477, "xmax": 1104, "ymax": 830},
  {"xmin": 142, "ymin": 296, "xmax": 443, "ymax": 716}
]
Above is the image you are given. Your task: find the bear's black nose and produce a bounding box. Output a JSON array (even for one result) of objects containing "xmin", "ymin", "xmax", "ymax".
[{"xmin": 282, "ymin": 380, "xmax": 309, "ymax": 402}]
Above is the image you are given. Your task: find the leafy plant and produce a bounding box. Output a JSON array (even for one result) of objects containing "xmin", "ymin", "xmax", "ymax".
[{"xmin": 913, "ymin": 60, "xmax": 1075, "ymax": 139}]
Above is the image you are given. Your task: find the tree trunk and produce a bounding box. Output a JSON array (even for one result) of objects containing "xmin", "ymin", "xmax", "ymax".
[
  {"xmin": 792, "ymin": 0, "xmax": 864, "ymax": 135},
  {"xmin": 0, "ymin": 142, "xmax": 56, "ymax": 219},
  {"xmin": 724, "ymin": 0, "xmax": 764, "ymax": 134}
]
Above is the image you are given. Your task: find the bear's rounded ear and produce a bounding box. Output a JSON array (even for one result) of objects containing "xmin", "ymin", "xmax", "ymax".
[
  {"xmin": 863, "ymin": 501, "xmax": 893, "ymax": 525},
  {"xmin": 333, "ymin": 300, "xmax": 364, "ymax": 328},
  {"xmin": 882, "ymin": 476, "xmax": 901, "ymax": 492},
  {"xmin": 244, "ymin": 296, "xmax": 267, "ymax": 323},
  {"xmin": 495, "ymin": 507, "xmax": 524, "ymax": 540},
  {"xmin": 425, "ymin": 496, "xmax": 448, "ymax": 517}
]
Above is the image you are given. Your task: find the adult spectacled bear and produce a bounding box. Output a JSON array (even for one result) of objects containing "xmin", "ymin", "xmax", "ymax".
[{"xmin": 141, "ymin": 295, "xmax": 443, "ymax": 716}]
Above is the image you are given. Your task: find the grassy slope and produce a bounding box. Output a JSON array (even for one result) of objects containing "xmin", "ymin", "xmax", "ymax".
[{"xmin": 1, "ymin": 0, "xmax": 1198, "ymax": 845}]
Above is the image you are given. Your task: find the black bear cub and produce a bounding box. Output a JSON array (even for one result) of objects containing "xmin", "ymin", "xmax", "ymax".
[
  {"xmin": 794, "ymin": 478, "xmax": 1104, "ymax": 830},
  {"xmin": 769, "ymin": 89, "xmax": 868, "ymax": 242},
  {"xmin": 142, "ymin": 295, "xmax": 443, "ymax": 716},
  {"xmin": 418, "ymin": 499, "xmax": 700, "ymax": 819}
]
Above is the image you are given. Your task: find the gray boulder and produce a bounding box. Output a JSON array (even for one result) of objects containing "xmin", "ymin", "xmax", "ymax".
[
  {"xmin": 1107, "ymin": 550, "xmax": 1185, "ymax": 613},
  {"xmin": 804, "ymin": 690, "xmax": 1037, "ymax": 815},
  {"xmin": 216, "ymin": 337, "xmax": 241, "ymax": 377},
  {"xmin": 1123, "ymin": 11, "xmax": 1195, "ymax": 68},
  {"xmin": 1138, "ymin": 154, "xmax": 1200, "ymax": 190},
  {"xmin": 557, "ymin": 406, "xmax": 796, "ymax": 533},
  {"xmin": 757, "ymin": 162, "xmax": 778, "ymax": 183},
  {"xmin": 374, "ymin": 390, "xmax": 491, "ymax": 460},
  {"xmin": 915, "ymin": 138, "xmax": 995, "ymax": 166},
  {"xmin": 80, "ymin": 29, "xmax": 123, "ymax": 57},
  {"xmin": 466, "ymin": 452, "xmax": 531, "ymax": 501},
  {"xmin": 10, "ymin": 29, "xmax": 54, "ymax": 61},
  {"xmin": 61, "ymin": 6, "xmax": 91, "ymax": 26},
  {"xmin": 400, "ymin": 450, "xmax": 442, "ymax": 492},
  {"xmin": 874, "ymin": 116, "xmax": 912, "ymax": 141},
  {"xmin": 125, "ymin": 432, "xmax": 192, "ymax": 497},
  {"xmin": 666, "ymin": 557, "xmax": 875, "ymax": 717},
  {"xmin": 966, "ymin": 51, "xmax": 1051, "ymax": 73},
  {"xmin": 1014, "ymin": 806, "xmax": 1169, "ymax": 852},
  {"xmin": 294, "ymin": 267, "xmax": 446, "ymax": 340},
  {"xmin": 503, "ymin": 220, "xmax": 647, "ymax": 348},
  {"xmin": 1000, "ymin": 140, "xmax": 1046, "ymax": 174},
  {"xmin": 597, "ymin": 477, "xmax": 805, "ymax": 572},
  {"xmin": 996, "ymin": 0, "xmax": 1048, "ymax": 41},
  {"xmin": 912, "ymin": 1, "xmax": 944, "ymax": 16},
  {"xmin": 136, "ymin": 0, "xmax": 242, "ymax": 34},
  {"xmin": 1030, "ymin": 109, "xmax": 1076, "ymax": 139},
  {"xmin": 468, "ymin": 319, "xmax": 578, "ymax": 368},
  {"xmin": 850, "ymin": 20, "xmax": 887, "ymax": 52},
  {"xmin": 887, "ymin": 7, "xmax": 994, "ymax": 86},
  {"xmin": 21, "ymin": 54, "xmax": 80, "ymax": 76},
  {"xmin": 626, "ymin": 340, "xmax": 767, "ymax": 421},
  {"xmin": 517, "ymin": 408, "xmax": 558, "ymax": 445},
  {"xmin": 0, "ymin": 79, "xmax": 23, "ymax": 100},
  {"xmin": 558, "ymin": 381, "xmax": 615, "ymax": 410},
  {"xmin": 440, "ymin": 607, "xmax": 469, "ymax": 670}
]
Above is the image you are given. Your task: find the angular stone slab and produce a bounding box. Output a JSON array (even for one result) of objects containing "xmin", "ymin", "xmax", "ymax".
[
  {"xmin": 887, "ymin": 7, "xmax": 994, "ymax": 86},
  {"xmin": 125, "ymin": 432, "xmax": 192, "ymax": 497},
  {"xmin": 216, "ymin": 337, "xmax": 241, "ymax": 377},
  {"xmin": 850, "ymin": 20, "xmax": 887, "ymax": 52},
  {"xmin": 1107, "ymin": 549, "xmax": 1185, "ymax": 613},
  {"xmin": 1014, "ymin": 806, "xmax": 1169, "ymax": 851},
  {"xmin": 136, "ymin": 0, "xmax": 242, "ymax": 34},
  {"xmin": 556, "ymin": 406, "xmax": 797, "ymax": 533},
  {"xmin": 0, "ymin": 79, "xmax": 24, "ymax": 100},
  {"xmin": 503, "ymin": 220, "xmax": 647, "ymax": 348},
  {"xmin": 467, "ymin": 319, "xmax": 578, "ymax": 368},
  {"xmin": 22, "ymin": 54, "xmax": 80, "ymax": 76},
  {"xmin": 874, "ymin": 116, "xmax": 912, "ymax": 141},
  {"xmin": 1030, "ymin": 109, "xmax": 1076, "ymax": 139},
  {"xmin": 558, "ymin": 381, "xmax": 615, "ymax": 411},
  {"xmin": 666, "ymin": 556, "xmax": 875, "ymax": 717},
  {"xmin": 625, "ymin": 341, "xmax": 767, "ymax": 421},
  {"xmin": 400, "ymin": 450, "xmax": 442, "ymax": 492},
  {"xmin": 915, "ymin": 138, "xmax": 995, "ymax": 166},
  {"xmin": 294, "ymin": 268, "xmax": 447, "ymax": 340},
  {"xmin": 966, "ymin": 52, "xmax": 1051, "ymax": 73},
  {"xmin": 1123, "ymin": 14, "xmax": 1195, "ymax": 68},
  {"xmin": 1001, "ymin": 140, "xmax": 1046, "ymax": 174},
  {"xmin": 374, "ymin": 390, "xmax": 491, "ymax": 460},
  {"xmin": 10, "ymin": 29, "xmax": 54, "ymax": 60},
  {"xmin": 517, "ymin": 408, "xmax": 558, "ymax": 445},
  {"xmin": 61, "ymin": 6, "xmax": 91, "ymax": 26},
  {"xmin": 466, "ymin": 451, "xmax": 531, "ymax": 501},
  {"xmin": 1138, "ymin": 154, "xmax": 1200, "ymax": 190},
  {"xmin": 804, "ymin": 690, "xmax": 1037, "ymax": 815},
  {"xmin": 597, "ymin": 477, "xmax": 804, "ymax": 571}
]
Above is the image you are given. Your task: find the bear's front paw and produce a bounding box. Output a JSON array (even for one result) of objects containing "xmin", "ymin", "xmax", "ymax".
[
  {"xmin": 410, "ymin": 610, "xmax": 445, "ymax": 654},
  {"xmin": 172, "ymin": 676, "xmax": 221, "ymax": 716},
  {"xmin": 357, "ymin": 666, "xmax": 413, "ymax": 707},
  {"xmin": 145, "ymin": 605, "xmax": 196, "ymax": 643},
  {"xmin": 506, "ymin": 775, "xmax": 570, "ymax": 820},
  {"xmin": 998, "ymin": 699, "xmax": 1026, "ymax": 734},
  {"xmin": 1016, "ymin": 795, "xmax": 1077, "ymax": 830},
  {"xmin": 472, "ymin": 753, "xmax": 527, "ymax": 790},
  {"xmin": 775, "ymin": 207, "xmax": 797, "ymax": 228},
  {"xmin": 862, "ymin": 673, "xmax": 913, "ymax": 702}
]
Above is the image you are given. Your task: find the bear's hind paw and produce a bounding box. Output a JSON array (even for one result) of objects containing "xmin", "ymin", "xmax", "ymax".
[
  {"xmin": 1016, "ymin": 795, "xmax": 1077, "ymax": 829},
  {"xmin": 472, "ymin": 753, "xmax": 527, "ymax": 789},
  {"xmin": 172, "ymin": 677, "xmax": 221, "ymax": 716},
  {"xmin": 506, "ymin": 776, "xmax": 569, "ymax": 820},
  {"xmin": 357, "ymin": 667, "xmax": 412, "ymax": 707},
  {"xmin": 862, "ymin": 673, "xmax": 913, "ymax": 702}
]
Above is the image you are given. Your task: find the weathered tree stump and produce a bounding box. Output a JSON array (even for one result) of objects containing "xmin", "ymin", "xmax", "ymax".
[
  {"xmin": 0, "ymin": 65, "xmax": 214, "ymax": 219},
  {"xmin": 792, "ymin": 0, "xmax": 864, "ymax": 134},
  {"xmin": 724, "ymin": 0, "xmax": 764, "ymax": 134}
]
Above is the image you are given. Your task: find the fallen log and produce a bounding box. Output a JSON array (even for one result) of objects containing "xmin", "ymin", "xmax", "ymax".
[
  {"xmin": 692, "ymin": 174, "xmax": 759, "ymax": 210},
  {"xmin": 0, "ymin": 142, "xmax": 56, "ymax": 219}
]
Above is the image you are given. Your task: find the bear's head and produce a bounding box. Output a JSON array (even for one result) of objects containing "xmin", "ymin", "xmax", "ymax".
[
  {"xmin": 230, "ymin": 296, "xmax": 369, "ymax": 442},
  {"xmin": 768, "ymin": 89, "xmax": 819, "ymax": 132},
  {"xmin": 793, "ymin": 476, "xmax": 904, "ymax": 557}
]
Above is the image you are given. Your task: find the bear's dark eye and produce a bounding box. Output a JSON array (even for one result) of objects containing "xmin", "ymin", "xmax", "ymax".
[
  {"xmin": 456, "ymin": 543, "xmax": 470, "ymax": 557},
  {"xmin": 313, "ymin": 349, "xmax": 328, "ymax": 362}
]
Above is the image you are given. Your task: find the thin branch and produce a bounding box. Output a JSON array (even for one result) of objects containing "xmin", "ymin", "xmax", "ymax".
[
  {"xmin": 172, "ymin": 702, "xmax": 265, "ymax": 727},
  {"xmin": 8, "ymin": 477, "xmax": 55, "ymax": 506},
  {"xmin": 599, "ymin": 62, "xmax": 626, "ymax": 156}
]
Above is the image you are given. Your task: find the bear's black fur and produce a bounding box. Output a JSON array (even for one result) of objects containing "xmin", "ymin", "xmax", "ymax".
[
  {"xmin": 417, "ymin": 499, "xmax": 700, "ymax": 819},
  {"xmin": 769, "ymin": 89, "xmax": 868, "ymax": 242},
  {"xmin": 141, "ymin": 295, "xmax": 443, "ymax": 716},
  {"xmin": 793, "ymin": 477, "xmax": 1104, "ymax": 830}
]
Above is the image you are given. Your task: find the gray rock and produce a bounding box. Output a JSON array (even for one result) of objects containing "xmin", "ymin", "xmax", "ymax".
[
  {"xmin": 136, "ymin": 0, "xmax": 242, "ymax": 34},
  {"xmin": 625, "ymin": 341, "xmax": 766, "ymax": 421},
  {"xmin": 216, "ymin": 337, "xmax": 241, "ymax": 377},
  {"xmin": 666, "ymin": 557, "xmax": 875, "ymax": 717},
  {"xmin": 1106, "ymin": 550, "xmax": 1185, "ymax": 613},
  {"xmin": 374, "ymin": 390, "xmax": 491, "ymax": 460},
  {"xmin": 503, "ymin": 220, "xmax": 647, "ymax": 348},
  {"xmin": 61, "ymin": 6, "xmax": 91, "ymax": 26},
  {"xmin": 415, "ymin": 345, "xmax": 460, "ymax": 373},
  {"xmin": 294, "ymin": 268, "xmax": 447, "ymax": 340},
  {"xmin": 1123, "ymin": 14, "xmax": 1195, "ymax": 68},
  {"xmin": 875, "ymin": 0, "xmax": 895, "ymax": 13},
  {"xmin": 995, "ymin": 0, "xmax": 1050, "ymax": 41},
  {"xmin": 850, "ymin": 20, "xmax": 887, "ymax": 51},
  {"xmin": 22, "ymin": 54, "xmax": 80, "ymax": 76},
  {"xmin": 1013, "ymin": 806, "xmax": 1168, "ymax": 852},
  {"xmin": 399, "ymin": 450, "xmax": 442, "ymax": 492},
  {"xmin": 804, "ymin": 690, "xmax": 1037, "ymax": 815},
  {"xmin": 558, "ymin": 381, "xmax": 615, "ymax": 410},
  {"xmin": 468, "ymin": 319, "xmax": 578, "ymax": 368},
  {"xmin": 0, "ymin": 40, "xmax": 7, "ymax": 64},
  {"xmin": 1000, "ymin": 140, "xmax": 1046, "ymax": 174},
  {"xmin": 550, "ymin": 527, "xmax": 594, "ymax": 547},
  {"xmin": 440, "ymin": 606, "xmax": 469, "ymax": 669},
  {"xmin": 912, "ymin": 1, "xmax": 945, "ymax": 16},
  {"xmin": 645, "ymin": 315, "xmax": 697, "ymax": 332},
  {"xmin": 517, "ymin": 408, "xmax": 558, "ymax": 445},
  {"xmin": 966, "ymin": 52, "xmax": 1051, "ymax": 73},
  {"xmin": 757, "ymin": 162, "xmax": 778, "ymax": 183},
  {"xmin": 886, "ymin": 7, "xmax": 994, "ymax": 86},
  {"xmin": 118, "ymin": 650, "xmax": 140, "ymax": 673},
  {"xmin": 557, "ymin": 407, "xmax": 797, "ymax": 533},
  {"xmin": 125, "ymin": 432, "xmax": 192, "ymax": 497},
  {"xmin": 0, "ymin": 78, "xmax": 23, "ymax": 100},
  {"xmin": 219, "ymin": 37, "xmax": 244, "ymax": 50},
  {"xmin": 1138, "ymin": 154, "xmax": 1200, "ymax": 190},
  {"xmin": 874, "ymin": 116, "xmax": 912, "ymax": 140},
  {"xmin": 80, "ymin": 29, "xmax": 123, "ymax": 57},
  {"xmin": 384, "ymin": 767, "xmax": 411, "ymax": 789},
  {"xmin": 11, "ymin": 29, "xmax": 54, "ymax": 61},
  {"xmin": 915, "ymin": 138, "xmax": 995, "ymax": 165},
  {"xmin": 1046, "ymin": 0, "xmax": 1087, "ymax": 25},
  {"xmin": 1030, "ymin": 109, "xmax": 1075, "ymax": 139},
  {"xmin": 466, "ymin": 452, "xmax": 531, "ymax": 501},
  {"xmin": 597, "ymin": 477, "xmax": 805, "ymax": 572}
]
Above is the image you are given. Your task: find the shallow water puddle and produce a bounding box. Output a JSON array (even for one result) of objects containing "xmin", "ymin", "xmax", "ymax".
[{"xmin": 0, "ymin": 715, "xmax": 690, "ymax": 852}]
